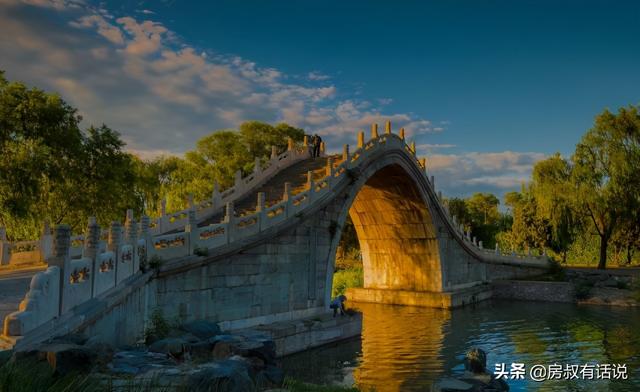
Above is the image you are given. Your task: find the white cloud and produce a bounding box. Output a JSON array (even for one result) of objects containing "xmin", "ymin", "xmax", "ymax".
[
  {"xmin": 424, "ymin": 151, "xmax": 546, "ymax": 198},
  {"xmin": 307, "ymin": 71, "xmax": 330, "ymax": 81}
]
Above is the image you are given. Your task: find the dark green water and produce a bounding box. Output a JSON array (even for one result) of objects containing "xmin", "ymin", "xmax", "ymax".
[{"xmin": 282, "ymin": 300, "xmax": 640, "ymax": 391}]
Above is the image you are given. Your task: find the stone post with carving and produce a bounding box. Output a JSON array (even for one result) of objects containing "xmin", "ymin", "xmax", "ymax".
[
  {"xmin": 50, "ymin": 224, "xmax": 71, "ymax": 315},
  {"xmin": 107, "ymin": 221, "xmax": 122, "ymax": 280},
  {"xmin": 124, "ymin": 210, "xmax": 138, "ymax": 274},
  {"xmin": 139, "ymin": 215, "xmax": 151, "ymax": 269},
  {"xmin": 186, "ymin": 205, "xmax": 198, "ymax": 256},
  {"xmin": 83, "ymin": 217, "xmax": 100, "ymax": 297}
]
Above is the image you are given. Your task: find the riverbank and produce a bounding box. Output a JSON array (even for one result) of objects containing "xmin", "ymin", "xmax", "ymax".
[
  {"xmin": 0, "ymin": 310, "xmax": 363, "ymax": 391},
  {"xmin": 493, "ymin": 267, "xmax": 639, "ymax": 306}
]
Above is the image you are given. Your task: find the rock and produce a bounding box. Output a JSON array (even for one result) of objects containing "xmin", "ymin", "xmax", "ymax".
[
  {"xmin": 600, "ymin": 278, "xmax": 619, "ymax": 288},
  {"xmin": 190, "ymin": 340, "xmax": 214, "ymax": 359},
  {"xmin": 187, "ymin": 359, "xmax": 253, "ymax": 392},
  {"xmin": 464, "ymin": 348, "xmax": 487, "ymax": 373},
  {"xmin": 180, "ymin": 320, "xmax": 222, "ymax": 340},
  {"xmin": 148, "ymin": 338, "xmax": 190, "ymax": 358},
  {"xmin": 181, "ymin": 332, "xmax": 202, "ymax": 344},
  {"xmin": 84, "ymin": 336, "xmax": 114, "ymax": 364},
  {"xmin": 247, "ymin": 339, "xmax": 277, "ymax": 365},
  {"xmin": 109, "ymin": 350, "xmax": 176, "ymax": 375},
  {"xmin": 212, "ymin": 341, "xmax": 233, "ymax": 360},
  {"xmin": 229, "ymin": 340, "xmax": 265, "ymax": 357},
  {"xmin": 458, "ymin": 372, "xmax": 509, "ymax": 391},
  {"xmin": 41, "ymin": 343, "xmax": 97, "ymax": 375},
  {"xmin": 209, "ymin": 335, "xmax": 245, "ymax": 360},
  {"xmin": 262, "ymin": 365, "xmax": 284, "ymax": 386}
]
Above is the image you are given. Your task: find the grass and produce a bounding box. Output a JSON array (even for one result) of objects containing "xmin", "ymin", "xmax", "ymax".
[
  {"xmin": 284, "ymin": 378, "xmax": 360, "ymax": 392},
  {"xmin": 0, "ymin": 358, "xmax": 361, "ymax": 392},
  {"xmin": 0, "ymin": 359, "xmax": 99, "ymax": 392}
]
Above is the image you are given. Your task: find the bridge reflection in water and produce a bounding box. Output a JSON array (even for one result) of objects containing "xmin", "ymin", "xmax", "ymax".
[
  {"xmin": 282, "ymin": 300, "xmax": 640, "ymax": 392},
  {"xmin": 353, "ymin": 302, "xmax": 450, "ymax": 392}
]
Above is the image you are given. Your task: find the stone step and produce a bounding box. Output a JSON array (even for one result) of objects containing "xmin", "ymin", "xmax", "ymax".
[{"xmin": 198, "ymin": 156, "xmax": 334, "ymax": 226}]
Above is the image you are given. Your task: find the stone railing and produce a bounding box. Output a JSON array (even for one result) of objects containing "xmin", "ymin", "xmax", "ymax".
[
  {"xmin": 149, "ymin": 139, "xmax": 315, "ymax": 235},
  {"xmin": 148, "ymin": 123, "xmax": 548, "ymax": 267},
  {"xmin": 2, "ymin": 121, "xmax": 548, "ymax": 341},
  {"xmin": 0, "ymin": 226, "xmax": 52, "ymax": 267},
  {"xmin": 2, "ymin": 213, "xmax": 149, "ymax": 338}
]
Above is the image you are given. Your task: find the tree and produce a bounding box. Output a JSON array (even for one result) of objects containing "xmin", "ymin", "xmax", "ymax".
[
  {"xmin": 239, "ymin": 121, "xmax": 304, "ymax": 159},
  {"xmin": 150, "ymin": 121, "xmax": 306, "ymax": 214},
  {"xmin": 446, "ymin": 194, "xmax": 508, "ymax": 249},
  {"xmin": 571, "ymin": 106, "xmax": 640, "ymax": 269},
  {"xmin": 531, "ymin": 154, "xmax": 579, "ymax": 262},
  {"xmin": 503, "ymin": 188, "xmax": 548, "ymax": 252},
  {"xmin": 0, "ymin": 72, "xmax": 144, "ymax": 238}
]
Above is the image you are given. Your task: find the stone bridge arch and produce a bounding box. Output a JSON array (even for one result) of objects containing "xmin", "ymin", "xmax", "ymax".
[{"xmin": 321, "ymin": 151, "xmax": 447, "ymax": 307}]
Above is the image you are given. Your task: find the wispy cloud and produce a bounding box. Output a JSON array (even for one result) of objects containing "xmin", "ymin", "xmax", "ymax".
[
  {"xmin": 307, "ymin": 71, "xmax": 330, "ymax": 81},
  {"xmin": 0, "ymin": 0, "xmax": 546, "ymax": 198},
  {"xmin": 424, "ymin": 151, "xmax": 546, "ymax": 197},
  {"xmin": 0, "ymin": 0, "xmax": 438, "ymax": 157}
]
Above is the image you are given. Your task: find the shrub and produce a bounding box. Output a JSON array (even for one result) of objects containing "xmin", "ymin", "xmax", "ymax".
[
  {"xmin": 194, "ymin": 247, "xmax": 209, "ymax": 257},
  {"xmin": 148, "ymin": 254, "xmax": 163, "ymax": 271},
  {"xmin": 332, "ymin": 266, "xmax": 363, "ymax": 297},
  {"xmin": 144, "ymin": 308, "xmax": 171, "ymax": 344}
]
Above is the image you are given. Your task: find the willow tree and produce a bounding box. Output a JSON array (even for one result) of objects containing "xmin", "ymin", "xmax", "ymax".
[
  {"xmin": 571, "ymin": 106, "xmax": 640, "ymax": 269},
  {"xmin": 531, "ymin": 153, "xmax": 578, "ymax": 263}
]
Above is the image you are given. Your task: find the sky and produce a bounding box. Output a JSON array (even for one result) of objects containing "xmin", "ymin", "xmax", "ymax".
[{"xmin": 1, "ymin": 0, "xmax": 639, "ymax": 199}]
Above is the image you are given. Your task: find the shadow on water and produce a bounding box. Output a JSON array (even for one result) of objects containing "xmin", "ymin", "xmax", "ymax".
[{"xmin": 282, "ymin": 300, "xmax": 640, "ymax": 392}]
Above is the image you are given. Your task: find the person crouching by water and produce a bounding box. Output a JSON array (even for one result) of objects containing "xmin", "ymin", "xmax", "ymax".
[{"xmin": 330, "ymin": 294, "xmax": 347, "ymax": 317}]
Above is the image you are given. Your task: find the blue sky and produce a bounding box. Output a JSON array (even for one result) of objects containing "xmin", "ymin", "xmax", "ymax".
[{"xmin": 1, "ymin": 0, "xmax": 639, "ymax": 198}]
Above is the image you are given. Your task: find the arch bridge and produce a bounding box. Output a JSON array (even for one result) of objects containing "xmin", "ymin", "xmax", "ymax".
[{"xmin": 1, "ymin": 122, "xmax": 549, "ymax": 350}]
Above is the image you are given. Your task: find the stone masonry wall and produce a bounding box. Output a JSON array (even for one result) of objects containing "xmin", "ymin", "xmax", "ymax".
[{"xmin": 492, "ymin": 280, "xmax": 575, "ymax": 303}]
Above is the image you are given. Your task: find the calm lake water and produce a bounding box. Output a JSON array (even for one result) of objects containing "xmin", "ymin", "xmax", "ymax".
[{"xmin": 282, "ymin": 300, "xmax": 640, "ymax": 391}]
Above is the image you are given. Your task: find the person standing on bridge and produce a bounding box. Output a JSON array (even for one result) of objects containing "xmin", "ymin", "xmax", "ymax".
[
  {"xmin": 310, "ymin": 134, "xmax": 318, "ymax": 158},
  {"xmin": 313, "ymin": 134, "xmax": 323, "ymax": 158},
  {"xmin": 330, "ymin": 294, "xmax": 347, "ymax": 317}
]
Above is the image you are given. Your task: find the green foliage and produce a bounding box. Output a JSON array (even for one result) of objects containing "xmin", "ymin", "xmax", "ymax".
[
  {"xmin": 144, "ymin": 308, "xmax": 171, "ymax": 344},
  {"xmin": 194, "ymin": 247, "xmax": 209, "ymax": 257},
  {"xmin": 148, "ymin": 254, "xmax": 164, "ymax": 271},
  {"xmin": 335, "ymin": 247, "xmax": 361, "ymax": 271},
  {"xmin": 531, "ymin": 153, "xmax": 579, "ymax": 261},
  {"xmin": 497, "ymin": 107, "xmax": 640, "ymax": 270},
  {"xmin": 570, "ymin": 106, "xmax": 640, "ymax": 269},
  {"xmin": 0, "ymin": 358, "xmax": 98, "ymax": 392},
  {"xmin": 0, "ymin": 74, "xmax": 143, "ymax": 239},
  {"xmin": 446, "ymin": 193, "xmax": 510, "ymax": 249},
  {"xmin": 332, "ymin": 266, "xmax": 363, "ymax": 298},
  {"xmin": 146, "ymin": 121, "xmax": 305, "ymax": 215}
]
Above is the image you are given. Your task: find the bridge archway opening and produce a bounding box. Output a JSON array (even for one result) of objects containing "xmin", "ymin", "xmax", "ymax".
[{"xmin": 332, "ymin": 163, "xmax": 443, "ymax": 300}]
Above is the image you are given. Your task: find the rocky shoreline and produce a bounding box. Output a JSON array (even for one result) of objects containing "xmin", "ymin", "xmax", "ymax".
[{"xmin": 1, "ymin": 319, "xmax": 286, "ymax": 391}]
